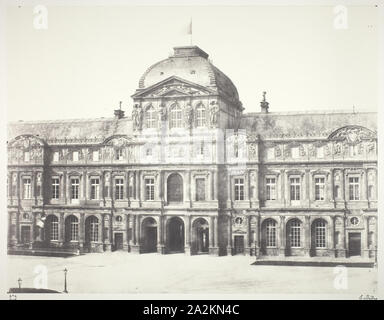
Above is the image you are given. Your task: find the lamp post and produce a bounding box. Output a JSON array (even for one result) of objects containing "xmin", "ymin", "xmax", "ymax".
[
  {"xmin": 63, "ymin": 268, "xmax": 68, "ymax": 293},
  {"xmin": 17, "ymin": 278, "xmax": 22, "ymax": 289}
]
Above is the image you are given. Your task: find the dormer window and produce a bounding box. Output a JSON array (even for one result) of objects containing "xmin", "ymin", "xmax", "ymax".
[
  {"xmin": 317, "ymin": 146, "xmax": 324, "ymax": 158},
  {"xmin": 116, "ymin": 148, "xmax": 124, "ymax": 160},
  {"xmin": 24, "ymin": 151, "xmax": 30, "ymax": 162},
  {"xmin": 53, "ymin": 151, "xmax": 59, "ymax": 162},
  {"xmin": 291, "ymin": 147, "xmax": 299, "ymax": 158},
  {"xmin": 92, "ymin": 150, "xmax": 99, "ymax": 162}
]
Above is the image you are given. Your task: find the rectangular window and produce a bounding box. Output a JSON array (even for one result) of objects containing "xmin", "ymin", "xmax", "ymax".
[
  {"xmin": 53, "ymin": 151, "xmax": 59, "ymax": 162},
  {"xmin": 290, "ymin": 177, "xmax": 300, "ymax": 201},
  {"xmin": 349, "ymin": 177, "xmax": 360, "ymax": 200},
  {"xmin": 23, "ymin": 178, "xmax": 32, "ymax": 199},
  {"xmin": 291, "ymin": 147, "xmax": 299, "ymax": 158},
  {"xmin": 290, "ymin": 222, "xmax": 301, "ymax": 248},
  {"xmin": 51, "ymin": 219, "xmax": 59, "ymax": 241},
  {"xmin": 234, "ymin": 178, "xmax": 244, "ymax": 201},
  {"xmin": 24, "ymin": 152, "xmax": 30, "ymax": 162},
  {"xmin": 315, "ymin": 222, "xmax": 326, "ymax": 248},
  {"xmin": 116, "ymin": 149, "xmax": 124, "ymax": 160},
  {"xmin": 195, "ymin": 178, "xmax": 206, "ymax": 201},
  {"xmin": 90, "ymin": 178, "xmax": 100, "ymax": 200},
  {"xmin": 145, "ymin": 178, "xmax": 155, "ymax": 201},
  {"xmin": 71, "ymin": 178, "xmax": 79, "ymax": 199},
  {"xmin": 73, "ymin": 151, "xmax": 79, "ymax": 162},
  {"xmin": 315, "ymin": 177, "xmax": 325, "ymax": 201},
  {"xmin": 92, "ymin": 150, "xmax": 99, "ymax": 162},
  {"xmin": 266, "ymin": 177, "xmax": 276, "ymax": 200},
  {"xmin": 52, "ymin": 178, "xmax": 60, "ymax": 199},
  {"xmin": 115, "ymin": 178, "xmax": 124, "ymax": 200}
]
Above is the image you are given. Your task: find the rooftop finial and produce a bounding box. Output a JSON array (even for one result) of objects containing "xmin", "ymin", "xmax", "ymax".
[
  {"xmin": 114, "ymin": 101, "xmax": 125, "ymax": 119},
  {"xmin": 260, "ymin": 91, "xmax": 269, "ymax": 113}
]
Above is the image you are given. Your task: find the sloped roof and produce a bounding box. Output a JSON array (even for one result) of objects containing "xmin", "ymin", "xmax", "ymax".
[
  {"xmin": 240, "ymin": 110, "xmax": 377, "ymax": 140},
  {"xmin": 7, "ymin": 117, "xmax": 133, "ymax": 144}
]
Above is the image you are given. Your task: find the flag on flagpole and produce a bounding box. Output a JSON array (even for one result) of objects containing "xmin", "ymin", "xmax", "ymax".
[{"xmin": 188, "ymin": 18, "xmax": 192, "ymax": 35}]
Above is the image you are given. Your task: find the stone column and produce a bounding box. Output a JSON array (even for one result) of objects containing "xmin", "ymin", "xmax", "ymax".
[
  {"xmin": 209, "ymin": 216, "xmax": 214, "ymax": 254},
  {"xmin": 184, "ymin": 215, "xmax": 191, "ymax": 255},
  {"xmin": 336, "ymin": 215, "xmax": 346, "ymax": 257},
  {"xmin": 254, "ymin": 215, "xmax": 260, "ymax": 257},
  {"xmin": 362, "ymin": 215, "xmax": 369, "ymax": 258},
  {"xmin": 79, "ymin": 213, "xmax": 85, "ymax": 253},
  {"xmin": 185, "ymin": 171, "xmax": 191, "ymax": 206},
  {"xmin": 281, "ymin": 170, "xmax": 286, "ymax": 206},
  {"xmin": 59, "ymin": 212, "xmax": 65, "ymax": 246},
  {"xmin": 227, "ymin": 174, "xmax": 232, "ymax": 207},
  {"xmin": 126, "ymin": 214, "xmax": 130, "ymax": 251},
  {"xmin": 279, "ymin": 215, "xmax": 286, "ymax": 256},
  {"xmin": 214, "ymin": 170, "xmax": 219, "ymax": 200},
  {"xmin": 210, "ymin": 215, "xmax": 219, "ymax": 256},
  {"xmin": 226, "ymin": 214, "xmax": 232, "ymax": 255},
  {"xmin": 329, "ymin": 216, "xmax": 335, "ymax": 257},
  {"xmin": 245, "ymin": 216, "xmax": 251, "ymax": 255},
  {"xmin": 131, "ymin": 214, "xmax": 140, "ymax": 253},
  {"xmin": 157, "ymin": 215, "xmax": 165, "ymax": 254},
  {"xmin": 304, "ymin": 215, "xmax": 311, "ymax": 256}
]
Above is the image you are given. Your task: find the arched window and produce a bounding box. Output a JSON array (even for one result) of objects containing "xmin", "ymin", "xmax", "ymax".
[
  {"xmin": 314, "ymin": 220, "xmax": 326, "ymax": 248},
  {"xmin": 167, "ymin": 173, "xmax": 183, "ymax": 203},
  {"xmin": 288, "ymin": 219, "xmax": 301, "ymax": 248},
  {"xmin": 145, "ymin": 106, "xmax": 157, "ymax": 129},
  {"xmin": 68, "ymin": 215, "xmax": 79, "ymax": 241},
  {"xmin": 195, "ymin": 104, "xmax": 206, "ymax": 127},
  {"xmin": 170, "ymin": 104, "xmax": 183, "ymax": 128},
  {"xmin": 86, "ymin": 216, "xmax": 99, "ymax": 242},
  {"xmin": 265, "ymin": 219, "xmax": 277, "ymax": 247}
]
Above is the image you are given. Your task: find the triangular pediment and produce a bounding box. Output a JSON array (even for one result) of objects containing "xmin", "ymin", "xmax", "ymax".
[{"xmin": 131, "ymin": 76, "xmax": 216, "ymax": 99}]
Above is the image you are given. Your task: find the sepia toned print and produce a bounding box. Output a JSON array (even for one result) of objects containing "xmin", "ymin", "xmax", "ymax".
[{"xmin": 3, "ymin": 3, "xmax": 380, "ymax": 297}]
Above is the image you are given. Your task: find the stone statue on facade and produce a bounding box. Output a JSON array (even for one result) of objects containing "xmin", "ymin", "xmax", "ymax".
[
  {"xmin": 209, "ymin": 101, "xmax": 219, "ymax": 127},
  {"xmin": 185, "ymin": 104, "xmax": 193, "ymax": 128},
  {"xmin": 132, "ymin": 104, "xmax": 143, "ymax": 130},
  {"xmin": 159, "ymin": 103, "xmax": 167, "ymax": 121}
]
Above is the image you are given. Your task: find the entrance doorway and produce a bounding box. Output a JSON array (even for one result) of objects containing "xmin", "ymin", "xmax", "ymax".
[
  {"xmin": 21, "ymin": 225, "xmax": 31, "ymax": 244},
  {"xmin": 234, "ymin": 235, "xmax": 244, "ymax": 255},
  {"xmin": 114, "ymin": 233, "xmax": 124, "ymax": 251},
  {"xmin": 142, "ymin": 217, "xmax": 158, "ymax": 253},
  {"xmin": 193, "ymin": 218, "xmax": 209, "ymax": 254},
  {"xmin": 167, "ymin": 217, "xmax": 184, "ymax": 253},
  {"xmin": 348, "ymin": 233, "xmax": 361, "ymax": 257}
]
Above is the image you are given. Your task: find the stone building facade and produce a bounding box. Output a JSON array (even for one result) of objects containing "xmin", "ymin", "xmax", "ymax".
[{"xmin": 7, "ymin": 46, "xmax": 377, "ymax": 260}]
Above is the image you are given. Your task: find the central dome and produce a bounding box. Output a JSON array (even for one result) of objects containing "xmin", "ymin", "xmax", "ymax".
[{"xmin": 138, "ymin": 46, "xmax": 241, "ymax": 108}]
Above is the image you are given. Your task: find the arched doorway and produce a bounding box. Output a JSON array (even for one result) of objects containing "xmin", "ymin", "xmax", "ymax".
[
  {"xmin": 192, "ymin": 218, "xmax": 209, "ymax": 254},
  {"xmin": 85, "ymin": 216, "xmax": 99, "ymax": 245},
  {"xmin": 286, "ymin": 218, "xmax": 302, "ymax": 256},
  {"xmin": 142, "ymin": 217, "xmax": 158, "ymax": 253},
  {"xmin": 310, "ymin": 219, "xmax": 327, "ymax": 256},
  {"xmin": 167, "ymin": 217, "xmax": 185, "ymax": 253},
  {"xmin": 261, "ymin": 218, "xmax": 278, "ymax": 256},
  {"xmin": 65, "ymin": 215, "xmax": 79, "ymax": 243},
  {"xmin": 44, "ymin": 215, "xmax": 59, "ymax": 243},
  {"xmin": 167, "ymin": 173, "xmax": 183, "ymax": 203}
]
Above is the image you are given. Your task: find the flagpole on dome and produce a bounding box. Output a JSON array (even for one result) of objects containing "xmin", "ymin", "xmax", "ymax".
[{"xmin": 189, "ymin": 17, "xmax": 193, "ymax": 45}]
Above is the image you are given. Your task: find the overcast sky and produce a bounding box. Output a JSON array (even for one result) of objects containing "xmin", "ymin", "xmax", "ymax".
[{"xmin": 5, "ymin": 3, "xmax": 379, "ymax": 121}]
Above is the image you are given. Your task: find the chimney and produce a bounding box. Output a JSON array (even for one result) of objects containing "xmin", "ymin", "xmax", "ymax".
[
  {"xmin": 114, "ymin": 101, "xmax": 125, "ymax": 119},
  {"xmin": 260, "ymin": 91, "xmax": 269, "ymax": 113}
]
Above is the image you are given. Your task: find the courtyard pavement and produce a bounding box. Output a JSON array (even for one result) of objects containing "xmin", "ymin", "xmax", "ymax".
[{"xmin": 6, "ymin": 252, "xmax": 377, "ymax": 295}]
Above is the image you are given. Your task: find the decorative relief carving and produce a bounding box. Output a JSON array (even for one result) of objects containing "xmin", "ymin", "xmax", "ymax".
[
  {"xmin": 329, "ymin": 126, "xmax": 376, "ymax": 143},
  {"xmin": 275, "ymin": 145, "xmax": 282, "ymax": 157},
  {"xmin": 159, "ymin": 103, "xmax": 167, "ymax": 121},
  {"xmin": 248, "ymin": 143, "xmax": 258, "ymax": 160},
  {"xmin": 184, "ymin": 104, "xmax": 193, "ymax": 128}
]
